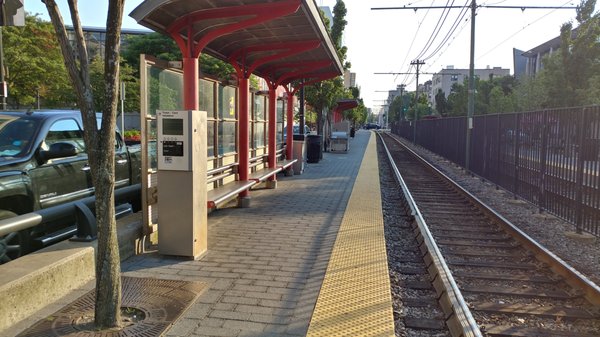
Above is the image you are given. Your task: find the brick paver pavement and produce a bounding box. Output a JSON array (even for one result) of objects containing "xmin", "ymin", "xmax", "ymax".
[{"xmin": 121, "ymin": 130, "xmax": 372, "ymax": 337}]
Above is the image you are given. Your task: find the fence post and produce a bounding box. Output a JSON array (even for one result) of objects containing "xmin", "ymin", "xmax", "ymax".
[
  {"xmin": 539, "ymin": 110, "xmax": 549, "ymax": 213},
  {"xmin": 575, "ymin": 108, "xmax": 586, "ymax": 234},
  {"xmin": 495, "ymin": 114, "xmax": 501, "ymax": 189},
  {"xmin": 483, "ymin": 115, "xmax": 488, "ymax": 178},
  {"xmin": 513, "ymin": 113, "xmax": 521, "ymax": 199}
]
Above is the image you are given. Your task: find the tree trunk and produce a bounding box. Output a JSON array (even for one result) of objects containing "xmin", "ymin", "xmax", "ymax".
[
  {"xmin": 94, "ymin": 0, "xmax": 125, "ymax": 328},
  {"xmin": 43, "ymin": 0, "xmax": 125, "ymax": 329}
]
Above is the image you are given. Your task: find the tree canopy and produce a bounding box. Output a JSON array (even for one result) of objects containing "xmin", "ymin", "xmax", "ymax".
[
  {"xmin": 3, "ymin": 14, "xmax": 73, "ymax": 108},
  {"xmin": 305, "ymin": 0, "xmax": 359, "ymax": 135}
]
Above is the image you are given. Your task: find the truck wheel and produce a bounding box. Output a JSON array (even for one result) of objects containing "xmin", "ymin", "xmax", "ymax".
[{"xmin": 0, "ymin": 210, "xmax": 29, "ymax": 263}]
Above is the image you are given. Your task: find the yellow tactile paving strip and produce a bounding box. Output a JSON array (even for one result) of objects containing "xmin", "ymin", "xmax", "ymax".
[{"xmin": 307, "ymin": 133, "xmax": 395, "ymax": 337}]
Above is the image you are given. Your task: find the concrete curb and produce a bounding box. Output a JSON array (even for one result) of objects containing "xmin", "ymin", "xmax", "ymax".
[{"xmin": 0, "ymin": 212, "xmax": 144, "ymax": 336}]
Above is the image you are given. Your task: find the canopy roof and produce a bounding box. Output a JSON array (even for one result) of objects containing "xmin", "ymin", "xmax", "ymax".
[{"xmin": 130, "ymin": 0, "xmax": 343, "ymax": 85}]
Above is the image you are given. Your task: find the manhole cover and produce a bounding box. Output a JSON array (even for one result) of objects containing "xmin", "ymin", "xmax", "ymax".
[{"xmin": 18, "ymin": 277, "xmax": 206, "ymax": 337}]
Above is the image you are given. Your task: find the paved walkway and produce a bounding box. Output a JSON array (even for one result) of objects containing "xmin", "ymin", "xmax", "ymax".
[{"xmin": 122, "ymin": 130, "xmax": 372, "ymax": 337}]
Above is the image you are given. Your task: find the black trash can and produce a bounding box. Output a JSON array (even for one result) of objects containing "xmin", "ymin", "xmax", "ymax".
[{"xmin": 306, "ymin": 134, "xmax": 322, "ymax": 163}]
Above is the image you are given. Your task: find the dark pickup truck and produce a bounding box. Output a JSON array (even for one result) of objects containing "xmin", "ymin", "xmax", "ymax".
[{"xmin": 0, "ymin": 110, "xmax": 141, "ymax": 260}]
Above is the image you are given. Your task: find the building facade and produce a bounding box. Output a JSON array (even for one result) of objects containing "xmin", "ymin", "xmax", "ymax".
[
  {"xmin": 66, "ymin": 26, "xmax": 150, "ymax": 60},
  {"xmin": 429, "ymin": 65, "xmax": 510, "ymax": 106}
]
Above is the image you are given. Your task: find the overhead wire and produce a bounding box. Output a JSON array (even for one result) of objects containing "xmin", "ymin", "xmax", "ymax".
[
  {"xmin": 421, "ymin": 0, "xmax": 471, "ymax": 61},
  {"xmin": 413, "ymin": 0, "xmax": 455, "ymax": 60},
  {"xmin": 396, "ymin": 0, "xmax": 436, "ymax": 86},
  {"xmin": 422, "ymin": 6, "xmax": 473, "ymax": 73},
  {"xmin": 476, "ymin": 0, "xmax": 575, "ymax": 60}
]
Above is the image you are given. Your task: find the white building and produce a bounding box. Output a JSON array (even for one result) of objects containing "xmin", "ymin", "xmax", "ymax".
[
  {"xmin": 429, "ymin": 65, "xmax": 510, "ymax": 106},
  {"xmin": 344, "ymin": 70, "xmax": 356, "ymax": 88}
]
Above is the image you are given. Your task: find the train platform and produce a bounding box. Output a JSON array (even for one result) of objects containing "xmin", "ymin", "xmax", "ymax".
[
  {"xmin": 127, "ymin": 129, "xmax": 394, "ymax": 337},
  {"xmin": 11, "ymin": 130, "xmax": 395, "ymax": 337}
]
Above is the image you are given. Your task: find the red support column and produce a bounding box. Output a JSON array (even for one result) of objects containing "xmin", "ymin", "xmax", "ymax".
[
  {"xmin": 238, "ymin": 75, "xmax": 250, "ymax": 201},
  {"xmin": 183, "ymin": 57, "xmax": 199, "ymax": 110},
  {"xmin": 285, "ymin": 88, "xmax": 295, "ymax": 161},
  {"xmin": 268, "ymin": 85, "xmax": 277, "ymax": 171}
]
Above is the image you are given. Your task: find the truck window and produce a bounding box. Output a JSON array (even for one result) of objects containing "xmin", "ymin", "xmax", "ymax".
[
  {"xmin": 0, "ymin": 117, "xmax": 38, "ymax": 157},
  {"xmin": 43, "ymin": 119, "xmax": 86, "ymax": 153}
]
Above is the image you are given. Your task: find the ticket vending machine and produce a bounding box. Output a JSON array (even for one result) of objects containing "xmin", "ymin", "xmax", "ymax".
[{"xmin": 157, "ymin": 110, "xmax": 207, "ymax": 258}]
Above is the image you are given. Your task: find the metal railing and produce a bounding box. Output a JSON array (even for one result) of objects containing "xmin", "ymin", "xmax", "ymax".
[
  {"xmin": 392, "ymin": 106, "xmax": 600, "ymax": 236},
  {"xmin": 0, "ymin": 184, "xmax": 141, "ymax": 258}
]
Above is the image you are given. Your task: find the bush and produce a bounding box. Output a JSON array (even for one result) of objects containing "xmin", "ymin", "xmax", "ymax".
[{"xmin": 123, "ymin": 129, "xmax": 141, "ymax": 141}]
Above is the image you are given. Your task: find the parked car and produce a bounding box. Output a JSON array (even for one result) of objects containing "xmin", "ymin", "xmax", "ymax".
[
  {"xmin": 283, "ymin": 124, "xmax": 310, "ymax": 141},
  {"xmin": 0, "ymin": 110, "xmax": 142, "ymax": 261},
  {"xmin": 364, "ymin": 123, "xmax": 380, "ymax": 130}
]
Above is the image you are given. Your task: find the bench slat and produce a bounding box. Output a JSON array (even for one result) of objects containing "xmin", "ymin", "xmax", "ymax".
[
  {"xmin": 207, "ymin": 180, "xmax": 256, "ymax": 208},
  {"xmin": 248, "ymin": 167, "xmax": 282, "ymax": 182},
  {"xmin": 277, "ymin": 159, "xmax": 297, "ymax": 170}
]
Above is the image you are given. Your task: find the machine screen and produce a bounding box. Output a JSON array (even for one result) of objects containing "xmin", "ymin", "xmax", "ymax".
[{"xmin": 162, "ymin": 118, "xmax": 184, "ymax": 135}]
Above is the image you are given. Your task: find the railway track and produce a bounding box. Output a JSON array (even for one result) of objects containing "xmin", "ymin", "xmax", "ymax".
[
  {"xmin": 378, "ymin": 140, "xmax": 452, "ymax": 337},
  {"xmin": 378, "ymin": 132, "xmax": 600, "ymax": 337}
]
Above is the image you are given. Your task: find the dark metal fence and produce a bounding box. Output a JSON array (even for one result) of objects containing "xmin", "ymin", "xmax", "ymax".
[{"xmin": 392, "ymin": 106, "xmax": 600, "ymax": 236}]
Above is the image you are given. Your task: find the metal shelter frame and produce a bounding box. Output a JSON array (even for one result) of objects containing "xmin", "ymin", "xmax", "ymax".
[
  {"xmin": 333, "ymin": 99, "xmax": 358, "ymax": 123},
  {"xmin": 130, "ymin": 0, "xmax": 343, "ymax": 237}
]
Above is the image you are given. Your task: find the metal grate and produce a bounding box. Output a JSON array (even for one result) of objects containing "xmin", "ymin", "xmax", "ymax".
[{"xmin": 18, "ymin": 277, "xmax": 205, "ymax": 337}]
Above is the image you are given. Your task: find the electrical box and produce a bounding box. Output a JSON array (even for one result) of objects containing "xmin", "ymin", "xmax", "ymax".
[{"xmin": 157, "ymin": 110, "xmax": 194, "ymax": 171}]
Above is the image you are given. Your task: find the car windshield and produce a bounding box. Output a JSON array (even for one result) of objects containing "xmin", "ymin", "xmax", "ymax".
[{"xmin": 0, "ymin": 115, "xmax": 40, "ymax": 158}]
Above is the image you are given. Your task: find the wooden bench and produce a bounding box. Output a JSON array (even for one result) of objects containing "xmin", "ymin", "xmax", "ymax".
[
  {"xmin": 207, "ymin": 180, "xmax": 256, "ymax": 209},
  {"xmin": 206, "ymin": 163, "xmax": 256, "ymax": 210},
  {"xmin": 276, "ymin": 147, "xmax": 297, "ymax": 176},
  {"xmin": 249, "ymin": 167, "xmax": 282, "ymax": 182},
  {"xmin": 206, "ymin": 151, "xmax": 297, "ymax": 210},
  {"xmin": 248, "ymin": 154, "xmax": 281, "ymax": 186}
]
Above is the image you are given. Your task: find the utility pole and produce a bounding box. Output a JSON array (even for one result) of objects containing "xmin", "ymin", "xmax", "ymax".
[
  {"xmin": 399, "ymin": 84, "xmax": 405, "ymax": 121},
  {"xmin": 411, "ymin": 59, "xmax": 425, "ymax": 144},
  {"xmin": 466, "ymin": 0, "xmax": 476, "ymax": 172},
  {"xmin": 372, "ymin": 2, "xmax": 578, "ymax": 167}
]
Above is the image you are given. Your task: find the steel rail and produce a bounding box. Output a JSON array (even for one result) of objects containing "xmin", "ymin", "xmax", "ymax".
[
  {"xmin": 377, "ymin": 131, "xmax": 482, "ymax": 337},
  {"xmin": 387, "ymin": 132, "xmax": 600, "ymax": 306}
]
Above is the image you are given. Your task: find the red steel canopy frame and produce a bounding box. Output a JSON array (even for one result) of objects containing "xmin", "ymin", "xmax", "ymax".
[{"xmin": 131, "ymin": 0, "xmax": 342, "ymax": 201}]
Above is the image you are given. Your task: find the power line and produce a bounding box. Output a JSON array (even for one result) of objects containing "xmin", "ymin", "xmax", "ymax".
[
  {"xmin": 371, "ymin": 5, "xmax": 579, "ymax": 10},
  {"xmin": 477, "ymin": 0, "xmax": 575, "ymax": 60},
  {"xmin": 421, "ymin": 1, "xmax": 471, "ymax": 60},
  {"xmin": 414, "ymin": 0, "xmax": 455, "ymax": 60},
  {"xmin": 372, "ymin": 2, "xmax": 578, "ymax": 172}
]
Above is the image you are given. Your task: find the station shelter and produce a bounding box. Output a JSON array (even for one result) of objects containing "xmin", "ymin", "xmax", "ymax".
[{"xmin": 130, "ymin": 0, "xmax": 343, "ymax": 258}]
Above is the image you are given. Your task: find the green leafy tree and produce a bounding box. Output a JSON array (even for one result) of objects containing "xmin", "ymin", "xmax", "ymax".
[
  {"xmin": 4, "ymin": 14, "xmax": 73, "ymax": 108},
  {"xmin": 447, "ymin": 75, "xmax": 517, "ymax": 115},
  {"xmin": 434, "ymin": 89, "xmax": 448, "ymax": 116},
  {"xmin": 89, "ymin": 57, "xmax": 140, "ymax": 113},
  {"xmin": 305, "ymin": 0, "xmax": 351, "ymax": 136},
  {"xmin": 343, "ymin": 86, "xmax": 367, "ymax": 126},
  {"xmin": 513, "ymin": 0, "xmax": 599, "ymax": 109}
]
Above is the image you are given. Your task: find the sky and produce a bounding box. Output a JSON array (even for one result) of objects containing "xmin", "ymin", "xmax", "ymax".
[{"xmin": 25, "ymin": 1, "xmax": 595, "ymax": 113}]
